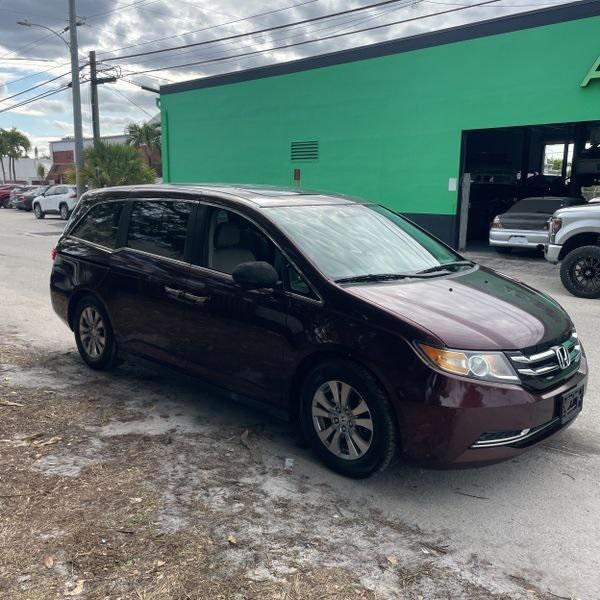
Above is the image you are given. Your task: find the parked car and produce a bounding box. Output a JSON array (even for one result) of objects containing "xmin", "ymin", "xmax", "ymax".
[
  {"xmin": 14, "ymin": 185, "xmax": 49, "ymax": 211},
  {"xmin": 32, "ymin": 184, "xmax": 77, "ymax": 220},
  {"xmin": 0, "ymin": 184, "xmax": 23, "ymax": 208},
  {"xmin": 489, "ymin": 196, "xmax": 585, "ymax": 253},
  {"xmin": 51, "ymin": 185, "xmax": 586, "ymax": 478},
  {"xmin": 545, "ymin": 202, "xmax": 600, "ymax": 298}
]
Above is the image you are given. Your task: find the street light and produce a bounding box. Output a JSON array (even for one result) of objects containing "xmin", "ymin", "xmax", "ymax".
[
  {"xmin": 16, "ymin": 18, "xmax": 86, "ymax": 50},
  {"xmin": 17, "ymin": 10, "xmax": 86, "ymax": 197}
]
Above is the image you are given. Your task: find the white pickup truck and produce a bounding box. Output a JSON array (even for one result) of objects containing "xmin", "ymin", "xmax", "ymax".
[{"xmin": 545, "ymin": 203, "xmax": 600, "ymax": 298}]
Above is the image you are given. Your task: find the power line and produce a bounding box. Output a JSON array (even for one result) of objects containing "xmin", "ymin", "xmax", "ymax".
[
  {"xmin": 0, "ymin": 84, "xmax": 71, "ymax": 114},
  {"xmin": 103, "ymin": 0, "xmax": 410, "ymax": 61},
  {"xmin": 148, "ymin": 0, "xmax": 419, "ymax": 70},
  {"xmin": 105, "ymin": 85, "xmax": 153, "ymax": 117},
  {"xmin": 123, "ymin": 0, "xmax": 506, "ymax": 77},
  {"xmin": 96, "ymin": 0, "xmax": 321, "ymax": 57},
  {"xmin": 0, "ymin": 70, "xmax": 73, "ymax": 104}
]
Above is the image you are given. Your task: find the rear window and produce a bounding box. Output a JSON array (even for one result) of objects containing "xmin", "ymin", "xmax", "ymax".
[
  {"xmin": 507, "ymin": 197, "xmax": 583, "ymax": 213},
  {"xmin": 71, "ymin": 202, "xmax": 124, "ymax": 249},
  {"xmin": 126, "ymin": 200, "xmax": 193, "ymax": 260}
]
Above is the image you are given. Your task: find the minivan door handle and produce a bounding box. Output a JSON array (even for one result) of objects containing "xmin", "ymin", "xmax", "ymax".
[
  {"xmin": 183, "ymin": 292, "xmax": 209, "ymax": 305},
  {"xmin": 164, "ymin": 286, "xmax": 185, "ymax": 300}
]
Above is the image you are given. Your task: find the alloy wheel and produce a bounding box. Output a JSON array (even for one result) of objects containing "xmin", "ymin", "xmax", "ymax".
[
  {"xmin": 79, "ymin": 306, "xmax": 106, "ymax": 359},
  {"xmin": 311, "ymin": 380, "xmax": 373, "ymax": 460},
  {"xmin": 571, "ymin": 255, "xmax": 600, "ymax": 294},
  {"xmin": 60, "ymin": 205, "xmax": 68, "ymax": 220}
]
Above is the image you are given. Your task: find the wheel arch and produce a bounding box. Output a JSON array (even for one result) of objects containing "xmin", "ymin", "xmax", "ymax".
[
  {"xmin": 286, "ymin": 347, "xmax": 400, "ymax": 427},
  {"xmin": 67, "ymin": 288, "xmax": 109, "ymax": 330},
  {"xmin": 559, "ymin": 232, "xmax": 600, "ymax": 260}
]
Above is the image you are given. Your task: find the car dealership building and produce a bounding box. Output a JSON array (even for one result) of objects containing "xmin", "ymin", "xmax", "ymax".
[{"xmin": 160, "ymin": 0, "xmax": 600, "ymax": 248}]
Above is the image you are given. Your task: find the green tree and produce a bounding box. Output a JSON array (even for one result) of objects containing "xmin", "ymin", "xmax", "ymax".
[
  {"xmin": 1, "ymin": 128, "xmax": 31, "ymax": 180},
  {"xmin": 126, "ymin": 121, "xmax": 161, "ymax": 168},
  {"xmin": 0, "ymin": 129, "xmax": 8, "ymax": 183},
  {"xmin": 36, "ymin": 163, "xmax": 47, "ymax": 179},
  {"xmin": 73, "ymin": 141, "xmax": 156, "ymax": 188}
]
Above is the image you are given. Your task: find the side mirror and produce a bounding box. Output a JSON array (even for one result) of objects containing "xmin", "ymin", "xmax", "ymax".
[{"xmin": 232, "ymin": 261, "xmax": 279, "ymax": 290}]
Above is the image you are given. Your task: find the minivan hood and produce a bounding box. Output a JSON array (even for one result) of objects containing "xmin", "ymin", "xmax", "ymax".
[{"xmin": 343, "ymin": 266, "xmax": 571, "ymax": 351}]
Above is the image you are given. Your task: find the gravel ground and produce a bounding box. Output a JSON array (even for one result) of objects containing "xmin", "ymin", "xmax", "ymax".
[{"xmin": 0, "ymin": 210, "xmax": 599, "ymax": 599}]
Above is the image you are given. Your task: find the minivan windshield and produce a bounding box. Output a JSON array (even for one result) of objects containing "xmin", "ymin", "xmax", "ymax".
[{"xmin": 267, "ymin": 203, "xmax": 462, "ymax": 282}]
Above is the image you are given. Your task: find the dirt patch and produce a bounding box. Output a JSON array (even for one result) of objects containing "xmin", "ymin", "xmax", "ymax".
[{"xmin": 0, "ymin": 342, "xmax": 554, "ymax": 599}]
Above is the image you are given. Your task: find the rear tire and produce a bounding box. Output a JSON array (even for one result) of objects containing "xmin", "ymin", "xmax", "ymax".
[
  {"xmin": 59, "ymin": 203, "xmax": 69, "ymax": 220},
  {"xmin": 300, "ymin": 359, "xmax": 398, "ymax": 478},
  {"xmin": 73, "ymin": 296, "xmax": 118, "ymax": 370},
  {"xmin": 33, "ymin": 204, "xmax": 45, "ymax": 219},
  {"xmin": 560, "ymin": 246, "xmax": 600, "ymax": 299}
]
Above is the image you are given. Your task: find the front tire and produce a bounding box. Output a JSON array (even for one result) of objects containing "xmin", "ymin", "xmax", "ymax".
[
  {"xmin": 33, "ymin": 204, "xmax": 45, "ymax": 219},
  {"xmin": 59, "ymin": 203, "xmax": 69, "ymax": 220},
  {"xmin": 560, "ymin": 246, "xmax": 600, "ymax": 298},
  {"xmin": 74, "ymin": 296, "xmax": 118, "ymax": 370},
  {"xmin": 300, "ymin": 359, "xmax": 398, "ymax": 478}
]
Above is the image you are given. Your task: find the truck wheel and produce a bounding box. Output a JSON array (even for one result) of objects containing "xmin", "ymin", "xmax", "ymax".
[{"xmin": 560, "ymin": 246, "xmax": 600, "ymax": 299}]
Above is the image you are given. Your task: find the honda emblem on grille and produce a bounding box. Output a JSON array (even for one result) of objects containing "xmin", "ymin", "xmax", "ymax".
[{"xmin": 555, "ymin": 345, "xmax": 571, "ymax": 369}]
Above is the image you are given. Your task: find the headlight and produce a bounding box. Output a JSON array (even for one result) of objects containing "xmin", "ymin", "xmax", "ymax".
[
  {"xmin": 418, "ymin": 343, "xmax": 519, "ymax": 383},
  {"xmin": 549, "ymin": 217, "xmax": 562, "ymax": 236}
]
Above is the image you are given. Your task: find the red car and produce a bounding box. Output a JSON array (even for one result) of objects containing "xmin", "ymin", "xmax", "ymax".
[{"xmin": 0, "ymin": 184, "xmax": 24, "ymax": 208}]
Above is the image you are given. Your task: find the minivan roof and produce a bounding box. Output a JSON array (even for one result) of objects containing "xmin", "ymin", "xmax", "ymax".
[{"xmin": 82, "ymin": 183, "xmax": 372, "ymax": 208}]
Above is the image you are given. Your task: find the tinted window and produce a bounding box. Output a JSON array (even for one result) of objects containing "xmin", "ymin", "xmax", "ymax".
[
  {"xmin": 127, "ymin": 200, "xmax": 192, "ymax": 260},
  {"xmin": 267, "ymin": 204, "xmax": 459, "ymax": 281},
  {"xmin": 71, "ymin": 202, "xmax": 123, "ymax": 249}
]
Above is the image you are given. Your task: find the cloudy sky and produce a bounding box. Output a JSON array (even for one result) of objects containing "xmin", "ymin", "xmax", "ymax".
[{"xmin": 0, "ymin": 0, "xmax": 573, "ymax": 156}]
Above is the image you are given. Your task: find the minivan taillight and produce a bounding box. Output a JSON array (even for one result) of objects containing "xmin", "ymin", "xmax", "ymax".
[
  {"xmin": 51, "ymin": 247, "xmax": 58, "ymax": 262},
  {"xmin": 491, "ymin": 216, "xmax": 502, "ymax": 229}
]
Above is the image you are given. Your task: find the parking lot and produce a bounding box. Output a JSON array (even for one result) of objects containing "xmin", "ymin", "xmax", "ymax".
[{"xmin": 1, "ymin": 208, "xmax": 600, "ymax": 599}]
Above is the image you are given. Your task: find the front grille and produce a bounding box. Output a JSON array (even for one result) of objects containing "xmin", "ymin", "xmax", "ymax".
[{"xmin": 506, "ymin": 331, "xmax": 581, "ymax": 391}]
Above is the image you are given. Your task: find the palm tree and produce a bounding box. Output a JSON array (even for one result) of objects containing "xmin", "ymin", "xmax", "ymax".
[
  {"xmin": 69, "ymin": 141, "xmax": 156, "ymax": 188},
  {"xmin": 126, "ymin": 121, "xmax": 161, "ymax": 168},
  {"xmin": 2, "ymin": 128, "xmax": 31, "ymax": 180},
  {"xmin": 0, "ymin": 129, "xmax": 8, "ymax": 183}
]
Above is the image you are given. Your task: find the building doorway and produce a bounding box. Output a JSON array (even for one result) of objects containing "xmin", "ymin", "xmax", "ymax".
[{"xmin": 458, "ymin": 121, "xmax": 600, "ymax": 250}]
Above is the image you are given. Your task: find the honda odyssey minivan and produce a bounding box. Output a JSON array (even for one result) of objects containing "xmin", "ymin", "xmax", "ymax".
[{"xmin": 50, "ymin": 185, "xmax": 586, "ymax": 478}]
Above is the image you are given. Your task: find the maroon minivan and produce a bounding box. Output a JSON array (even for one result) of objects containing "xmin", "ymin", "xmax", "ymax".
[{"xmin": 50, "ymin": 185, "xmax": 587, "ymax": 478}]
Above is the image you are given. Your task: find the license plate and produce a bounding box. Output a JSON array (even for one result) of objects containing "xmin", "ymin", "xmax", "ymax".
[
  {"xmin": 560, "ymin": 385, "xmax": 584, "ymax": 425},
  {"xmin": 509, "ymin": 236, "xmax": 528, "ymax": 245}
]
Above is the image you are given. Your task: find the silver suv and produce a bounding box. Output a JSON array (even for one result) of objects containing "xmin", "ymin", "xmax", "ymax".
[{"xmin": 545, "ymin": 203, "xmax": 600, "ymax": 298}]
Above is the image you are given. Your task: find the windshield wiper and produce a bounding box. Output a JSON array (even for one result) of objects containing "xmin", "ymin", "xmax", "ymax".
[
  {"xmin": 415, "ymin": 260, "xmax": 475, "ymax": 275},
  {"xmin": 335, "ymin": 273, "xmax": 415, "ymax": 284}
]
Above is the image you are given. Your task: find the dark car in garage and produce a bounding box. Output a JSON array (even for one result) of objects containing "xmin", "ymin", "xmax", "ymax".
[{"xmin": 50, "ymin": 185, "xmax": 587, "ymax": 477}]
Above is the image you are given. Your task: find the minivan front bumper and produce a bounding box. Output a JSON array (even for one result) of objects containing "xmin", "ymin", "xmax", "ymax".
[{"xmin": 399, "ymin": 356, "xmax": 587, "ymax": 467}]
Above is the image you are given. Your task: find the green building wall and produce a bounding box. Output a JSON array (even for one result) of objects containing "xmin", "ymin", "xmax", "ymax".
[{"xmin": 161, "ymin": 6, "xmax": 600, "ymax": 244}]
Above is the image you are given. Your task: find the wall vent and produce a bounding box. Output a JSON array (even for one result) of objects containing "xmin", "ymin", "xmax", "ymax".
[{"xmin": 291, "ymin": 140, "xmax": 319, "ymax": 161}]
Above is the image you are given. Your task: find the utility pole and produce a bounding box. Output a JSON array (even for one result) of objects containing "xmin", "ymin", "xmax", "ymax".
[
  {"xmin": 89, "ymin": 50, "xmax": 100, "ymax": 145},
  {"xmin": 68, "ymin": 0, "xmax": 84, "ymax": 197},
  {"xmin": 89, "ymin": 50, "xmax": 118, "ymax": 147}
]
